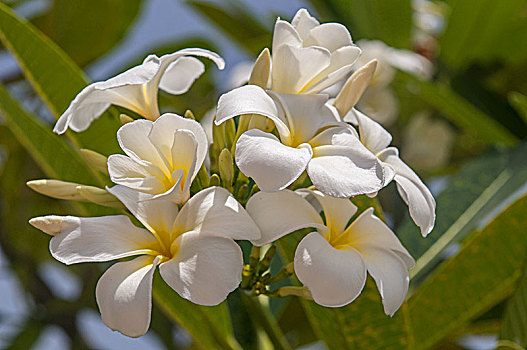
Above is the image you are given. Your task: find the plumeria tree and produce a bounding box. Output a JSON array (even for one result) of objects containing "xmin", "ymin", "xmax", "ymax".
[{"xmin": 0, "ymin": 1, "xmax": 527, "ymax": 349}]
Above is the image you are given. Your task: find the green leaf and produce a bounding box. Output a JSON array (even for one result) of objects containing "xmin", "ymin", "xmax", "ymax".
[
  {"xmin": 401, "ymin": 74, "xmax": 518, "ymax": 145},
  {"xmin": 500, "ymin": 266, "xmax": 527, "ymax": 347},
  {"xmin": 276, "ymin": 227, "xmax": 408, "ymax": 349},
  {"xmin": 509, "ymin": 92, "xmax": 527, "ymax": 126},
  {"xmin": 401, "ymin": 141, "xmax": 527, "ymax": 280},
  {"xmin": 152, "ymin": 277, "xmax": 241, "ymax": 350},
  {"xmin": 407, "ymin": 194, "xmax": 527, "ymax": 349},
  {"xmin": 439, "ymin": 0, "xmax": 527, "ymax": 69},
  {"xmin": 0, "ymin": 2, "xmax": 121, "ymax": 155},
  {"xmin": 187, "ymin": 1, "xmax": 272, "ymax": 56},
  {"xmin": 31, "ymin": 0, "xmax": 143, "ymax": 67},
  {"xmin": 306, "ymin": 0, "xmax": 413, "ymax": 49}
]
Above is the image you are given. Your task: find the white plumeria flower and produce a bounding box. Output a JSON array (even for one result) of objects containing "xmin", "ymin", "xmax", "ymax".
[
  {"xmin": 107, "ymin": 113, "xmax": 207, "ymax": 204},
  {"xmin": 54, "ymin": 48, "xmax": 225, "ymax": 134},
  {"xmin": 30, "ymin": 185, "xmax": 260, "ymax": 337},
  {"xmin": 347, "ymin": 109, "xmax": 436, "ymax": 236},
  {"xmin": 246, "ymin": 189, "xmax": 414, "ymax": 314},
  {"xmin": 216, "ymin": 86, "xmax": 387, "ymax": 197},
  {"xmin": 265, "ymin": 8, "xmax": 362, "ymax": 94}
]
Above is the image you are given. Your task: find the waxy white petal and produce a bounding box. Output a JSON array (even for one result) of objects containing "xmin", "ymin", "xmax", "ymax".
[
  {"xmin": 47, "ymin": 215, "xmax": 159, "ymax": 265},
  {"xmin": 334, "ymin": 59, "xmax": 377, "ymax": 116},
  {"xmin": 107, "ymin": 185, "xmax": 179, "ymax": 237},
  {"xmin": 271, "ymin": 44, "xmax": 331, "ymax": 94},
  {"xmin": 353, "ymin": 109, "xmax": 392, "ymax": 154},
  {"xmin": 173, "ymin": 187, "xmax": 260, "ymax": 241},
  {"xmin": 379, "ymin": 148, "xmax": 436, "ymax": 236},
  {"xmin": 96, "ymin": 255, "xmax": 159, "ymax": 338},
  {"xmin": 107, "ymin": 154, "xmax": 166, "ymax": 194},
  {"xmin": 235, "ymin": 129, "xmax": 313, "ymax": 192},
  {"xmin": 159, "ymin": 231, "xmax": 243, "ymax": 306},
  {"xmin": 295, "ymin": 232, "xmax": 367, "ymax": 307},
  {"xmin": 291, "ymin": 8, "xmax": 319, "ymax": 41},
  {"xmin": 272, "ymin": 19, "xmax": 302, "ymax": 53},
  {"xmin": 357, "ymin": 246, "xmax": 410, "ymax": 316},
  {"xmin": 297, "ymin": 189, "xmax": 357, "ymax": 236},
  {"xmin": 159, "ymin": 57, "xmax": 205, "ymax": 95},
  {"xmin": 246, "ymin": 190, "xmax": 326, "ymax": 246},
  {"xmin": 303, "ymin": 23, "xmax": 353, "ymax": 52}
]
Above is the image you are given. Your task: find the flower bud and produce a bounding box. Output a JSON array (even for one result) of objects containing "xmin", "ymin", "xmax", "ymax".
[
  {"xmin": 80, "ymin": 148, "xmax": 109, "ymax": 175},
  {"xmin": 218, "ymin": 148, "xmax": 234, "ymax": 190},
  {"xmin": 184, "ymin": 109, "xmax": 195, "ymax": 120},
  {"xmin": 29, "ymin": 215, "xmax": 75, "ymax": 236},
  {"xmin": 249, "ymin": 48, "xmax": 270, "ymax": 88},
  {"xmin": 209, "ymin": 174, "xmax": 221, "ymax": 187},
  {"xmin": 76, "ymin": 186, "xmax": 124, "ymax": 209},
  {"xmin": 27, "ymin": 179, "xmax": 85, "ymax": 200},
  {"xmin": 119, "ymin": 113, "xmax": 134, "ymax": 124},
  {"xmin": 335, "ymin": 59, "xmax": 377, "ymax": 116}
]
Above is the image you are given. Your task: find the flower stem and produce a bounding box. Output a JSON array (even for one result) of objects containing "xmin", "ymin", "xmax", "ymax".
[
  {"xmin": 265, "ymin": 262, "xmax": 294, "ymax": 285},
  {"xmin": 267, "ymin": 286, "xmax": 312, "ymax": 300}
]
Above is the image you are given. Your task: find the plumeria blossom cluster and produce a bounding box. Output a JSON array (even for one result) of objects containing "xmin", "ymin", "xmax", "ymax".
[{"xmin": 28, "ymin": 8, "xmax": 435, "ymax": 338}]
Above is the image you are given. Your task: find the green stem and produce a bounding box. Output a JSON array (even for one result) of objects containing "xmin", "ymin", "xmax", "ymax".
[
  {"xmin": 265, "ymin": 262, "xmax": 294, "ymax": 285},
  {"xmin": 241, "ymin": 293, "xmax": 292, "ymax": 350}
]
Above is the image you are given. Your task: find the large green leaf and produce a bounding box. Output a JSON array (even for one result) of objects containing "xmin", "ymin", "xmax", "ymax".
[
  {"xmin": 400, "ymin": 74, "xmax": 518, "ymax": 145},
  {"xmin": 0, "ymin": 2, "xmax": 121, "ymax": 155},
  {"xmin": 401, "ymin": 141, "xmax": 527, "ymax": 280},
  {"xmin": 500, "ymin": 266, "xmax": 527, "ymax": 348},
  {"xmin": 407, "ymin": 194, "xmax": 527, "ymax": 349},
  {"xmin": 187, "ymin": 1, "xmax": 272, "ymax": 56},
  {"xmin": 439, "ymin": 0, "xmax": 527, "ymax": 69},
  {"xmin": 152, "ymin": 277, "xmax": 241, "ymax": 350},
  {"xmin": 307, "ymin": 0, "xmax": 413, "ymax": 49},
  {"xmin": 31, "ymin": 0, "xmax": 143, "ymax": 67}
]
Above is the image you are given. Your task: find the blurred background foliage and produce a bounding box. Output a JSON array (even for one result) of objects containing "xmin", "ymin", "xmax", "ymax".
[{"xmin": 0, "ymin": 0, "xmax": 526, "ymax": 349}]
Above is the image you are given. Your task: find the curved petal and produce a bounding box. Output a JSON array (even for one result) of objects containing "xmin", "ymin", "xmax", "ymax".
[
  {"xmin": 96, "ymin": 255, "xmax": 159, "ymax": 338},
  {"xmin": 107, "ymin": 185, "xmax": 179, "ymax": 236},
  {"xmin": 334, "ymin": 59, "xmax": 377, "ymax": 116},
  {"xmin": 353, "ymin": 109, "xmax": 392, "ymax": 154},
  {"xmin": 271, "ymin": 44, "xmax": 331, "ymax": 94},
  {"xmin": 173, "ymin": 187, "xmax": 260, "ymax": 241},
  {"xmin": 356, "ymin": 246, "xmax": 410, "ymax": 316},
  {"xmin": 309, "ymin": 132, "xmax": 384, "ymax": 197},
  {"xmin": 159, "ymin": 231, "xmax": 242, "ymax": 306},
  {"xmin": 215, "ymin": 85, "xmax": 291, "ymax": 143},
  {"xmin": 235, "ymin": 129, "xmax": 312, "ymax": 192},
  {"xmin": 339, "ymin": 208, "xmax": 414, "ymax": 269},
  {"xmin": 272, "ymin": 19, "xmax": 302, "ymax": 53},
  {"xmin": 304, "ymin": 23, "xmax": 353, "ymax": 52},
  {"xmin": 296, "ymin": 189, "xmax": 357, "ymax": 236},
  {"xmin": 107, "ymin": 154, "xmax": 166, "ymax": 194},
  {"xmin": 44, "ymin": 215, "xmax": 159, "ymax": 265},
  {"xmin": 291, "ymin": 8, "xmax": 319, "ymax": 41},
  {"xmin": 246, "ymin": 190, "xmax": 326, "ymax": 246},
  {"xmin": 269, "ymin": 92, "xmax": 337, "ymax": 144},
  {"xmin": 295, "ymin": 232, "xmax": 367, "ymax": 307},
  {"xmin": 159, "ymin": 57, "xmax": 205, "ymax": 95},
  {"xmin": 379, "ymin": 148, "xmax": 436, "ymax": 236}
]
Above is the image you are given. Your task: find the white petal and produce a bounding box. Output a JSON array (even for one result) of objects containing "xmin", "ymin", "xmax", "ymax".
[
  {"xmin": 379, "ymin": 148, "xmax": 436, "ymax": 236},
  {"xmin": 353, "ymin": 108, "xmax": 392, "ymax": 154},
  {"xmin": 308, "ymin": 126, "xmax": 358, "ymax": 147},
  {"xmin": 271, "ymin": 44, "xmax": 331, "ymax": 94},
  {"xmin": 246, "ymin": 190, "xmax": 326, "ymax": 246},
  {"xmin": 159, "ymin": 231, "xmax": 242, "ymax": 306},
  {"xmin": 356, "ymin": 246, "xmax": 410, "ymax": 316},
  {"xmin": 295, "ymin": 232, "xmax": 367, "ymax": 307},
  {"xmin": 296, "ymin": 189, "xmax": 357, "ymax": 236},
  {"xmin": 269, "ymin": 92, "xmax": 337, "ymax": 144},
  {"xmin": 47, "ymin": 215, "xmax": 159, "ymax": 265},
  {"xmin": 340, "ymin": 208, "xmax": 414, "ymax": 269},
  {"xmin": 291, "ymin": 8, "xmax": 320, "ymax": 41},
  {"xmin": 309, "ymin": 132, "xmax": 384, "ymax": 197},
  {"xmin": 304, "ymin": 23, "xmax": 353, "ymax": 52},
  {"xmin": 272, "ymin": 19, "xmax": 302, "ymax": 54},
  {"xmin": 107, "ymin": 185, "xmax": 179, "ymax": 236},
  {"xmin": 159, "ymin": 57, "xmax": 205, "ymax": 95},
  {"xmin": 96, "ymin": 255, "xmax": 158, "ymax": 338},
  {"xmin": 107, "ymin": 154, "xmax": 166, "ymax": 194},
  {"xmin": 173, "ymin": 187, "xmax": 260, "ymax": 241},
  {"xmin": 304, "ymin": 46, "xmax": 361, "ymax": 94},
  {"xmin": 235, "ymin": 129, "xmax": 312, "ymax": 192},
  {"xmin": 215, "ymin": 85, "xmax": 291, "ymax": 143}
]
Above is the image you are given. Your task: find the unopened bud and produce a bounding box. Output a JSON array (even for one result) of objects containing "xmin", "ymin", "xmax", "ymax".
[
  {"xmin": 120, "ymin": 114, "xmax": 134, "ymax": 124},
  {"xmin": 76, "ymin": 186, "xmax": 124, "ymax": 209},
  {"xmin": 184, "ymin": 109, "xmax": 195, "ymax": 120},
  {"xmin": 248, "ymin": 115, "xmax": 269, "ymax": 131},
  {"xmin": 29, "ymin": 215, "xmax": 77, "ymax": 236},
  {"xmin": 80, "ymin": 149, "xmax": 109, "ymax": 175},
  {"xmin": 258, "ymin": 245, "xmax": 276, "ymax": 273},
  {"xmin": 224, "ymin": 118, "xmax": 236, "ymax": 150},
  {"xmin": 27, "ymin": 179, "xmax": 85, "ymax": 200},
  {"xmin": 218, "ymin": 148, "xmax": 234, "ymax": 190},
  {"xmin": 209, "ymin": 174, "xmax": 221, "ymax": 187},
  {"xmin": 212, "ymin": 120, "xmax": 226, "ymax": 149},
  {"xmin": 334, "ymin": 59, "xmax": 377, "ymax": 116},
  {"xmin": 249, "ymin": 48, "xmax": 271, "ymax": 88}
]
